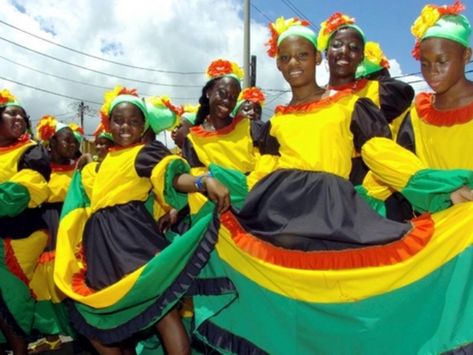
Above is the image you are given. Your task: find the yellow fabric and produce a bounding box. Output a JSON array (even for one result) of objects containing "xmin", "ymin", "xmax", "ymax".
[
  {"xmin": 411, "ymin": 107, "xmax": 473, "ymax": 169},
  {"xmin": 361, "ymin": 137, "xmax": 426, "ymax": 191},
  {"xmin": 188, "ymin": 118, "xmax": 257, "ymax": 173},
  {"xmin": 190, "ymin": 166, "xmax": 208, "ymax": 177},
  {"xmin": 361, "ymin": 170, "xmax": 394, "ymax": 201},
  {"xmin": 81, "ymin": 162, "xmax": 99, "ymax": 199},
  {"xmin": 47, "ymin": 169, "xmax": 74, "ymax": 203},
  {"xmin": 30, "ymin": 259, "xmax": 66, "ymax": 302},
  {"xmin": 390, "ymin": 106, "xmax": 411, "ymax": 139},
  {"xmin": 0, "ymin": 140, "xmax": 49, "ymax": 208},
  {"xmin": 354, "ymin": 80, "xmax": 381, "ymax": 106},
  {"xmin": 216, "ymin": 201, "xmax": 473, "ymax": 303},
  {"xmin": 9, "ymin": 230, "xmax": 48, "ymax": 281},
  {"xmin": 90, "ymin": 145, "xmax": 150, "ymax": 212},
  {"xmin": 54, "ymin": 209, "xmax": 143, "ymax": 308},
  {"xmin": 247, "ymin": 154, "xmax": 279, "ymax": 191},
  {"xmin": 260, "ymin": 94, "xmax": 357, "ymax": 181}
]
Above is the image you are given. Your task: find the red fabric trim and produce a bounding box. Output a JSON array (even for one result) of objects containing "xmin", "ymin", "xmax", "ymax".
[
  {"xmin": 4, "ymin": 239, "xmax": 31, "ymax": 286},
  {"xmin": 51, "ymin": 162, "xmax": 76, "ymax": 172},
  {"xmin": 274, "ymin": 89, "xmax": 352, "ymax": 115},
  {"xmin": 38, "ymin": 251, "xmax": 56, "ymax": 264},
  {"xmin": 71, "ymin": 269, "xmax": 96, "ymax": 296},
  {"xmin": 326, "ymin": 78, "xmax": 369, "ymax": 92},
  {"xmin": 190, "ymin": 116, "xmax": 245, "ymax": 138},
  {"xmin": 220, "ymin": 211, "xmax": 435, "ymax": 270},
  {"xmin": 416, "ymin": 92, "xmax": 473, "ymax": 127},
  {"xmin": 0, "ymin": 136, "xmax": 32, "ymax": 152},
  {"xmin": 108, "ymin": 142, "xmax": 143, "ymax": 152}
]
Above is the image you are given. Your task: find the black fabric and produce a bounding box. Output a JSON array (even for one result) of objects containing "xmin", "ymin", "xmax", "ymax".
[
  {"xmin": 350, "ymin": 98, "xmax": 392, "ymax": 152},
  {"xmin": 181, "ymin": 138, "xmax": 205, "ymax": 168},
  {"xmin": 385, "ymin": 192, "xmax": 415, "ymax": 222},
  {"xmin": 18, "ymin": 144, "xmax": 51, "ymax": 181},
  {"xmin": 169, "ymin": 205, "xmax": 192, "ymax": 235},
  {"xmin": 40, "ymin": 202, "xmax": 63, "ymax": 251},
  {"xmin": 236, "ymin": 169, "xmax": 411, "ymax": 251},
  {"xmin": 188, "ymin": 277, "xmax": 236, "ymax": 296},
  {"xmin": 378, "ymin": 78, "xmax": 415, "ymax": 123},
  {"xmin": 196, "ymin": 320, "xmax": 268, "ymax": 355},
  {"xmin": 83, "ymin": 201, "xmax": 170, "ymax": 289},
  {"xmin": 396, "ymin": 112, "xmax": 416, "ymax": 154},
  {"xmin": 349, "ymin": 156, "xmax": 369, "ymax": 185},
  {"xmin": 135, "ymin": 140, "xmax": 171, "ymax": 178},
  {"xmin": 257, "ymin": 121, "xmax": 280, "ymax": 156},
  {"xmin": 444, "ymin": 343, "xmax": 473, "ymax": 355},
  {"xmin": 0, "ymin": 207, "xmax": 47, "ymax": 239},
  {"xmin": 69, "ymin": 210, "xmax": 220, "ymax": 345},
  {"xmin": 250, "ymin": 120, "xmax": 265, "ymax": 148}
]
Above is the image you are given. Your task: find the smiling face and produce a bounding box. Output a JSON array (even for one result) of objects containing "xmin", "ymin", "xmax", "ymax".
[
  {"xmin": 236, "ymin": 101, "xmax": 262, "ymax": 121},
  {"xmin": 207, "ymin": 77, "xmax": 241, "ymax": 121},
  {"xmin": 95, "ymin": 136, "xmax": 114, "ymax": 160},
  {"xmin": 420, "ymin": 37, "xmax": 471, "ymax": 95},
  {"xmin": 327, "ymin": 27, "xmax": 365, "ymax": 85},
  {"xmin": 276, "ymin": 35, "xmax": 320, "ymax": 89},
  {"xmin": 50, "ymin": 127, "xmax": 80, "ymax": 161},
  {"xmin": 109, "ymin": 102, "xmax": 145, "ymax": 147},
  {"xmin": 0, "ymin": 105, "xmax": 28, "ymax": 146}
]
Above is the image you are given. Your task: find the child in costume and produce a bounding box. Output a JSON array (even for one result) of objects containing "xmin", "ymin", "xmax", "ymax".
[
  {"xmin": 53, "ymin": 86, "xmax": 229, "ymax": 355},
  {"xmin": 398, "ymin": 0, "xmax": 473, "ymax": 200},
  {"xmin": 233, "ymin": 87, "xmax": 265, "ymax": 122},
  {"xmin": 93, "ymin": 123, "xmax": 114, "ymax": 162},
  {"xmin": 189, "ymin": 17, "xmax": 473, "ymax": 354},
  {"xmin": 0, "ymin": 90, "xmax": 51, "ymax": 354},
  {"xmin": 27, "ymin": 116, "xmax": 81, "ymax": 353}
]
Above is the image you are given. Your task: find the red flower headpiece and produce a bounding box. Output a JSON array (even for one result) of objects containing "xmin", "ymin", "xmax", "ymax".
[
  {"xmin": 36, "ymin": 115, "xmax": 57, "ymax": 142},
  {"xmin": 239, "ymin": 87, "xmax": 266, "ymax": 106},
  {"xmin": 0, "ymin": 89, "xmax": 17, "ymax": 106},
  {"xmin": 266, "ymin": 17, "xmax": 310, "ymax": 57},
  {"xmin": 206, "ymin": 59, "xmax": 244, "ymax": 80},
  {"xmin": 318, "ymin": 12, "xmax": 356, "ymax": 51},
  {"xmin": 100, "ymin": 86, "xmax": 139, "ymax": 131}
]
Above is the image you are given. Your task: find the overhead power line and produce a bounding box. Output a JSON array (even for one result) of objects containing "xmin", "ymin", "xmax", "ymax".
[
  {"xmin": 0, "ymin": 19, "xmax": 203, "ymax": 75},
  {"xmin": 279, "ymin": 0, "xmax": 318, "ymax": 31},
  {"xmin": 250, "ymin": 3, "xmax": 273, "ymax": 23},
  {"xmin": 0, "ymin": 54, "xmax": 198, "ymax": 100},
  {"xmin": 0, "ymin": 36, "xmax": 202, "ymax": 88}
]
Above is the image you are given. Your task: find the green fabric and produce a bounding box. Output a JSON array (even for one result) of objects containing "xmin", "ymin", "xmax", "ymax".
[
  {"xmin": 354, "ymin": 185, "xmax": 387, "ymax": 217},
  {"xmin": 74, "ymin": 212, "xmax": 213, "ymax": 329},
  {"xmin": 355, "ymin": 58, "xmax": 383, "ymax": 79},
  {"xmin": 3, "ymin": 102, "xmax": 23, "ymax": 108},
  {"xmin": 0, "ymin": 181, "xmax": 30, "ymax": 217},
  {"xmin": 146, "ymin": 101, "xmax": 177, "ymax": 134},
  {"xmin": 0, "ymin": 242, "xmax": 35, "ymax": 338},
  {"xmin": 423, "ymin": 14, "xmax": 471, "ymax": 48},
  {"xmin": 182, "ymin": 112, "xmax": 197, "ymax": 126},
  {"xmin": 60, "ymin": 171, "xmax": 90, "ymax": 220},
  {"xmin": 231, "ymin": 100, "xmax": 244, "ymax": 118},
  {"xmin": 401, "ymin": 168, "xmax": 473, "ymax": 213},
  {"xmin": 33, "ymin": 300, "xmax": 75, "ymax": 336},
  {"xmin": 98, "ymin": 131, "xmax": 114, "ymax": 141},
  {"xmin": 208, "ymin": 164, "xmax": 249, "ymax": 210},
  {"xmin": 324, "ymin": 24, "xmax": 366, "ymax": 52},
  {"xmin": 277, "ymin": 25, "xmax": 317, "ymax": 50},
  {"xmin": 193, "ymin": 246, "xmax": 473, "ymax": 354},
  {"xmin": 110, "ymin": 95, "xmax": 149, "ymax": 132},
  {"xmin": 163, "ymin": 159, "xmax": 190, "ymax": 210}
]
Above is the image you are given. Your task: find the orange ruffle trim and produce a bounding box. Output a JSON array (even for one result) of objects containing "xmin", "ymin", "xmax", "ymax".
[
  {"xmin": 51, "ymin": 162, "xmax": 76, "ymax": 172},
  {"xmin": 38, "ymin": 250, "xmax": 56, "ymax": 264},
  {"xmin": 0, "ymin": 135, "xmax": 31, "ymax": 152},
  {"xmin": 220, "ymin": 211, "xmax": 435, "ymax": 270},
  {"xmin": 190, "ymin": 116, "xmax": 245, "ymax": 138},
  {"xmin": 71, "ymin": 269, "xmax": 96, "ymax": 296},
  {"xmin": 274, "ymin": 89, "xmax": 351, "ymax": 115},
  {"xmin": 326, "ymin": 78, "xmax": 369, "ymax": 92},
  {"xmin": 4, "ymin": 239, "xmax": 32, "ymax": 288},
  {"xmin": 416, "ymin": 92, "xmax": 473, "ymax": 127}
]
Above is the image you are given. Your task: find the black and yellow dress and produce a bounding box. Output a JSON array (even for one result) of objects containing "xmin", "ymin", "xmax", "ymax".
[
  {"xmin": 0, "ymin": 135, "xmax": 50, "ymax": 345},
  {"xmin": 54, "ymin": 141, "xmax": 215, "ymax": 345},
  {"xmin": 30, "ymin": 163, "xmax": 76, "ymax": 336},
  {"xmin": 190, "ymin": 90, "xmax": 473, "ymax": 354},
  {"xmin": 333, "ymin": 78, "xmax": 415, "ymax": 221},
  {"xmin": 182, "ymin": 116, "xmax": 262, "ymax": 212}
]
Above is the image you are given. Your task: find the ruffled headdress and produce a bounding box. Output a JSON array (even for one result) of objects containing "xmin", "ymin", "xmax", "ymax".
[
  {"xmin": 266, "ymin": 17, "xmax": 317, "ymax": 57},
  {"xmin": 317, "ymin": 12, "xmax": 365, "ymax": 52}
]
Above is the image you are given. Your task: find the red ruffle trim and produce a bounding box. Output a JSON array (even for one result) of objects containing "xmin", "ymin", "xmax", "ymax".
[
  {"xmin": 190, "ymin": 116, "xmax": 245, "ymax": 138},
  {"xmin": 274, "ymin": 89, "xmax": 351, "ymax": 115},
  {"xmin": 0, "ymin": 136, "xmax": 31, "ymax": 152},
  {"xmin": 326, "ymin": 78, "xmax": 369, "ymax": 92},
  {"xmin": 108, "ymin": 142, "xmax": 143, "ymax": 152},
  {"xmin": 51, "ymin": 162, "xmax": 76, "ymax": 172},
  {"xmin": 71, "ymin": 269, "xmax": 96, "ymax": 296},
  {"xmin": 416, "ymin": 92, "xmax": 473, "ymax": 127},
  {"xmin": 220, "ymin": 211, "xmax": 435, "ymax": 270},
  {"xmin": 38, "ymin": 250, "xmax": 56, "ymax": 264},
  {"xmin": 4, "ymin": 239, "xmax": 31, "ymax": 286}
]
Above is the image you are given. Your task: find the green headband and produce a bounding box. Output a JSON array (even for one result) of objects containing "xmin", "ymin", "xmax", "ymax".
[
  {"xmin": 98, "ymin": 131, "xmax": 114, "ymax": 141},
  {"xmin": 145, "ymin": 101, "xmax": 178, "ymax": 134},
  {"xmin": 355, "ymin": 60, "xmax": 383, "ymax": 79},
  {"xmin": 182, "ymin": 111, "xmax": 197, "ymax": 126},
  {"xmin": 109, "ymin": 95, "xmax": 149, "ymax": 132},
  {"xmin": 422, "ymin": 14, "xmax": 471, "ymax": 47},
  {"xmin": 278, "ymin": 25, "xmax": 317, "ymax": 50},
  {"xmin": 2, "ymin": 101, "xmax": 23, "ymax": 109},
  {"xmin": 328, "ymin": 24, "xmax": 366, "ymax": 48}
]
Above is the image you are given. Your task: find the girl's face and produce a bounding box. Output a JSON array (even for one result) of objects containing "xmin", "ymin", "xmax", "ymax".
[
  {"xmin": 109, "ymin": 102, "xmax": 145, "ymax": 146},
  {"xmin": 420, "ymin": 37, "xmax": 471, "ymax": 95},
  {"xmin": 95, "ymin": 136, "xmax": 113, "ymax": 159},
  {"xmin": 237, "ymin": 101, "xmax": 262, "ymax": 121},
  {"xmin": 51, "ymin": 127, "xmax": 80, "ymax": 160},
  {"xmin": 276, "ymin": 36, "xmax": 320, "ymax": 89},
  {"xmin": 0, "ymin": 106, "xmax": 28, "ymax": 145},
  {"xmin": 327, "ymin": 27, "xmax": 364, "ymax": 81},
  {"xmin": 207, "ymin": 77, "xmax": 241, "ymax": 121}
]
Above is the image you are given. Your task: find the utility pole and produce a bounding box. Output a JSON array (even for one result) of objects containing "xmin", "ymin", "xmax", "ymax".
[
  {"xmin": 250, "ymin": 55, "xmax": 257, "ymax": 86},
  {"xmin": 243, "ymin": 0, "xmax": 250, "ymax": 88}
]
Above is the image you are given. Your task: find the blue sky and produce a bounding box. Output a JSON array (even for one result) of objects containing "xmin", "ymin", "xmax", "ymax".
[{"xmin": 251, "ymin": 0, "xmax": 473, "ymax": 76}]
